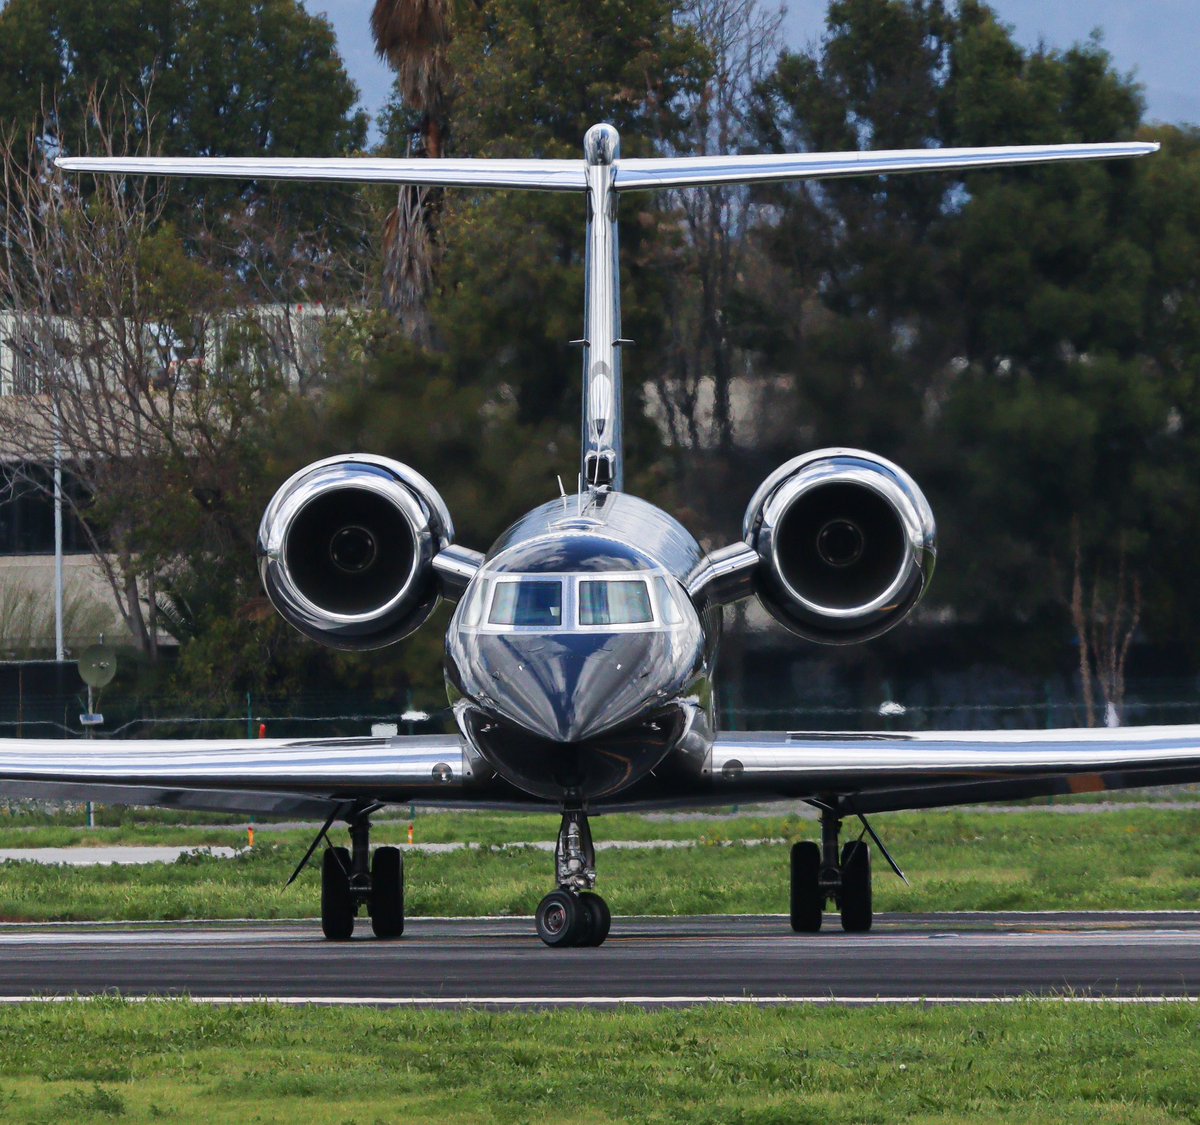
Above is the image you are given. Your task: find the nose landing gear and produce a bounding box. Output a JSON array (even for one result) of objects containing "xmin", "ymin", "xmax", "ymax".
[{"xmin": 535, "ymin": 807, "xmax": 612, "ymax": 947}]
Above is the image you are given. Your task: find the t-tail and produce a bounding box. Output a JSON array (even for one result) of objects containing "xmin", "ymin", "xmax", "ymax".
[{"xmin": 58, "ymin": 127, "xmax": 1158, "ymax": 499}]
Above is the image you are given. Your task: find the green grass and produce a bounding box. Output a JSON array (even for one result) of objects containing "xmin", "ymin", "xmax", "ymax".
[
  {"xmin": 0, "ymin": 808, "xmax": 1199, "ymax": 921},
  {"xmin": 0, "ymin": 809, "xmax": 785, "ymax": 850},
  {"xmin": 0, "ymin": 1000, "xmax": 1197, "ymax": 1122}
]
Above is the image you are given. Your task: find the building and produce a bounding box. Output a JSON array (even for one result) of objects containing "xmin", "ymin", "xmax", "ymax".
[{"xmin": 0, "ymin": 304, "xmax": 341, "ymax": 656}]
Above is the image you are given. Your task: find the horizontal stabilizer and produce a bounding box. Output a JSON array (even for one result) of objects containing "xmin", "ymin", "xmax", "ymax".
[
  {"xmin": 56, "ymin": 141, "xmax": 1157, "ymax": 192},
  {"xmin": 55, "ymin": 155, "xmax": 589, "ymax": 192},
  {"xmin": 614, "ymin": 141, "xmax": 1160, "ymax": 190}
]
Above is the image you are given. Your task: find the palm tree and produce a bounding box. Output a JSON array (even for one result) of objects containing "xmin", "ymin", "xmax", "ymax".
[{"xmin": 370, "ymin": 0, "xmax": 457, "ymax": 338}]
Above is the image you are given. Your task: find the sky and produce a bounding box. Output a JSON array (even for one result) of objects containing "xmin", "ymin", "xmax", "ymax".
[{"xmin": 313, "ymin": 0, "xmax": 1200, "ymax": 144}]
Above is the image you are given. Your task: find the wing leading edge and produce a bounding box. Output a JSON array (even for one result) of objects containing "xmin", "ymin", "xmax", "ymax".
[{"xmin": 711, "ymin": 725, "xmax": 1200, "ymax": 813}]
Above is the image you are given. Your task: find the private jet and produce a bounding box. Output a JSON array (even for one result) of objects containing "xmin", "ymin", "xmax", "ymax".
[{"xmin": 0, "ymin": 124, "xmax": 1190, "ymax": 948}]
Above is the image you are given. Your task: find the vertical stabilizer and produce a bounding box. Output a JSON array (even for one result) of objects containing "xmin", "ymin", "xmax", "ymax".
[{"xmin": 581, "ymin": 124, "xmax": 623, "ymax": 491}]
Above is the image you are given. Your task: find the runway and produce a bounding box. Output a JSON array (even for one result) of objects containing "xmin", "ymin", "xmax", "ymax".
[{"xmin": 0, "ymin": 912, "xmax": 1197, "ymax": 1006}]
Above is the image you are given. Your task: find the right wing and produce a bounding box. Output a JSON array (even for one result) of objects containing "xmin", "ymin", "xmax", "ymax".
[{"xmin": 711, "ymin": 725, "xmax": 1200, "ymax": 814}]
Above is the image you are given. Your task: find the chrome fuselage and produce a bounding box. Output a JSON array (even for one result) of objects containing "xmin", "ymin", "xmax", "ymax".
[{"xmin": 445, "ymin": 491, "xmax": 719, "ymax": 803}]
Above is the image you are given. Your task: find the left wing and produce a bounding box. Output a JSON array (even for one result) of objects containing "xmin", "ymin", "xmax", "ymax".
[
  {"xmin": 711, "ymin": 725, "xmax": 1200, "ymax": 814},
  {"xmin": 0, "ymin": 734, "xmax": 473, "ymax": 819}
]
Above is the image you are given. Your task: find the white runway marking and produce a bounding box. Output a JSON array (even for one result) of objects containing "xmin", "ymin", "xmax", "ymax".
[{"xmin": 0, "ymin": 993, "xmax": 1193, "ymax": 1007}]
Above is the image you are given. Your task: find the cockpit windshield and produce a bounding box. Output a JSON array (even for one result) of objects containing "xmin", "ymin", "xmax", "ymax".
[
  {"xmin": 489, "ymin": 579, "xmax": 563, "ymax": 626},
  {"xmin": 578, "ymin": 579, "xmax": 653, "ymax": 626},
  {"xmin": 463, "ymin": 570, "xmax": 688, "ymax": 633}
]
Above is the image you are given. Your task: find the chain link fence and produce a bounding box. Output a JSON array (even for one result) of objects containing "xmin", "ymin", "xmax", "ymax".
[{"xmin": 3, "ymin": 672, "xmax": 1200, "ymax": 739}]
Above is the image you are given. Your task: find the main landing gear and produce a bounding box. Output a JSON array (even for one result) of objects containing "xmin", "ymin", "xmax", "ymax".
[
  {"xmin": 535, "ymin": 807, "xmax": 612, "ymax": 948},
  {"xmin": 790, "ymin": 805, "xmax": 873, "ymax": 933},
  {"xmin": 320, "ymin": 808, "xmax": 405, "ymax": 941}
]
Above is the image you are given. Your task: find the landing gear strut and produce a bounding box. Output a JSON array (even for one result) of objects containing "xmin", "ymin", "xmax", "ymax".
[
  {"xmin": 535, "ymin": 807, "xmax": 611, "ymax": 948},
  {"xmin": 790, "ymin": 804, "xmax": 873, "ymax": 933},
  {"xmin": 320, "ymin": 806, "xmax": 405, "ymax": 940}
]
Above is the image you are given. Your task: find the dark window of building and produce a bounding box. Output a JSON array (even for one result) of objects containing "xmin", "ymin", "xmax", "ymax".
[{"xmin": 0, "ymin": 464, "xmax": 91, "ymax": 555}]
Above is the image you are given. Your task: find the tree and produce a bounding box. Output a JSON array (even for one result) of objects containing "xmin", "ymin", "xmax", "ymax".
[
  {"xmin": 371, "ymin": 0, "xmax": 464, "ymax": 332},
  {"xmin": 0, "ymin": 108, "xmax": 352, "ymax": 662},
  {"xmin": 0, "ymin": 0, "xmax": 366, "ymax": 159},
  {"xmin": 0, "ymin": 0, "xmax": 369, "ymax": 291},
  {"xmin": 746, "ymin": 0, "xmax": 962, "ymax": 466},
  {"xmin": 421, "ymin": 0, "xmax": 708, "ymax": 455},
  {"xmin": 1124, "ymin": 125, "xmax": 1200, "ymax": 663},
  {"xmin": 647, "ymin": 0, "xmax": 785, "ymax": 466},
  {"xmin": 742, "ymin": 1, "xmax": 1186, "ymax": 704}
]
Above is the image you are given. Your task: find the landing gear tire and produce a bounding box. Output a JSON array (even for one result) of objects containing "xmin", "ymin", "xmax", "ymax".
[
  {"xmin": 790, "ymin": 840, "xmax": 823, "ymax": 933},
  {"xmin": 578, "ymin": 892, "xmax": 611, "ymax": 947},
  {"xmin": 321, "ymin": 846, "xmax": 354, "ymax": 941},
  {"xmin": 370, "ymin": 846, "xmax": 405, "ymax": 939},
  {"xmin": 536, "ymin": 890, "xmax": 585, "ymax": 948},
  {"xmin": 839, "ymin": 840, "xmax": 872, "ymax": 933}
]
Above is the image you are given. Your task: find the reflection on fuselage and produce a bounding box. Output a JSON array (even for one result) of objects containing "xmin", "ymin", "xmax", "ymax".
[{"xmin": 444, "ymin": 501, "xmax": 716, "ymax": 803}]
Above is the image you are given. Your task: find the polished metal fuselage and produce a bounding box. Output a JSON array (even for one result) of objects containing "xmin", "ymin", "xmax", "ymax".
[{"xmin": 444, "ymin": 490, "xmax": 720, "ymax": 804}]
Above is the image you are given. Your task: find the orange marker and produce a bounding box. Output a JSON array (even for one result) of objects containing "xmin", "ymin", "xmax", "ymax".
[{"xmin": 407, "ymin": 822, "xmax": 414, "ymax": 845}]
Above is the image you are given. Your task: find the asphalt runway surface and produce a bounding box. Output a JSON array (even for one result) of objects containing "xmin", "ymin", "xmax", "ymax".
[{"xmin": 1, "ymin": 912, "xmax": 1198, "ymax": 1006}]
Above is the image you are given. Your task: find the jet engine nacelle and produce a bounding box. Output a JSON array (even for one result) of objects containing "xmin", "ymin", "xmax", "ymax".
[
  {"xmin": 743, "ymin": 449, "xmax": 936, "ymax": 644},
  {"xmin": 257, "ymin": 455, "xmax": 454, "ymax": 650}
]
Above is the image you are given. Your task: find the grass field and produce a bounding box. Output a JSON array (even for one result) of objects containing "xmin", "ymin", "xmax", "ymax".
[
  {"xmin": 0, "ymin": 806, "xmax": 1199, "ymax": 921},
  {"xmin": 0, "ymin": 1000, "xmax": 1197, "ymax": 1122}
]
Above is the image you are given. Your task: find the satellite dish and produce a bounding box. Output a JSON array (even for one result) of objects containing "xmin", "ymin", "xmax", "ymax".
[{"xmin": 78, "ymin": 644, "xmax": 117, "ymax": 688}]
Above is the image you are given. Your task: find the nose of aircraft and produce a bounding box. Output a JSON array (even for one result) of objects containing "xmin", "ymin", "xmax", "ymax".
[{"xmin": 476, "ymin": 630, "xmax": 674, "ymax": 743}]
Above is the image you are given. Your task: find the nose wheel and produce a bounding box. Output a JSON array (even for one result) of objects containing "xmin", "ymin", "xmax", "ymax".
[{"xmin": 536, "ymin": 809, "xmax": 612, "ymax": 947}]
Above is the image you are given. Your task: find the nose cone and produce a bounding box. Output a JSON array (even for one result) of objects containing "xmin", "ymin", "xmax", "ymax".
[
  {"xmin": 479, "ymin": 631, "xmax": 667, "ymax": 743},
  {"xmin": 449, "ymin": 623, "xmax": 706, "ymax": 802}
]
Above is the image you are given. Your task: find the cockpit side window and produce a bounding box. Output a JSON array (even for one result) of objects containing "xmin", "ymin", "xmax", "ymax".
[
  {"xmin": 655, "ymin": 576, "xmax": 684, "ymax": 625},
  {"xmin": 461, "ymin": 578, "xmax": 490, "ymax": 628},
  {"xmin": 489, "ymin": 579, "xmax": 563, "ymax": 626},
  {"xmin": 578, "ymin": 579, "xmax": 653, "ymax": 626}
]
